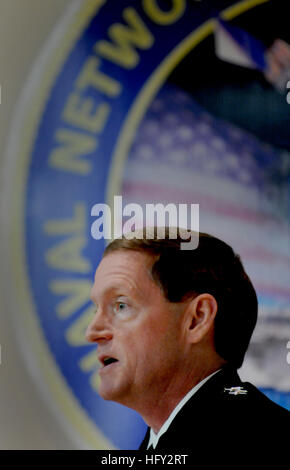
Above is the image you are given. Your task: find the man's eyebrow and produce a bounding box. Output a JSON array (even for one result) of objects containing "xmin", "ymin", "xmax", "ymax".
[{"xmin": 90, "ymin": 285, "xmax": 132, "ymax": 302}]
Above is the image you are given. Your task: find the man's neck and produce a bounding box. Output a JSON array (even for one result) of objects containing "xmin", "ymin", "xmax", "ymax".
[
  {"xmin": 141, "ymin": 362, "xmax": 225, "ymax": 433},
  {"xmin": 146, "ymin": 368, "xmax": 222, "ymax": 449}
]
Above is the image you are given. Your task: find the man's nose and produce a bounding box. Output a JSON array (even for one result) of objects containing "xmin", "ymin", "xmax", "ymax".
[{"xmin": 85, "ymin": 309, "xmax": 113, "ymax": 343}]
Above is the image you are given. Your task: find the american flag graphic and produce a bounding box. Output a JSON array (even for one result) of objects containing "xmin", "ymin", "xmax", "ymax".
[{"xmin": 121, "ymin": 84, "xmax": 290, "ymax": 393}]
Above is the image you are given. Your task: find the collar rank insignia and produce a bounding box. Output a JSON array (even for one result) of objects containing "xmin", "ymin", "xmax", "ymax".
[{"xmin": 224, "ymin": 386, "xmax": 248, "ymax": 395}]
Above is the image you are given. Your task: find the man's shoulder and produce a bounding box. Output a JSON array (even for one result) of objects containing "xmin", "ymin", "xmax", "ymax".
[
  {"xmin": 156, "ymin": 367, "xmax": 289, "ymax": 446},
  {"xmin": 216, "ymin": 379, "xmax": 289, "ymax": 425},
  {"xmin": 139, "ymin": 368, "xmax": 289, "ymax": 457},
  {"xmin": 203, "ymin": 368, "xmax": 289, "ymax": 421},
  {"xmin": 241, "ymin": 381, "xmax": 289, "ymax": 416}
]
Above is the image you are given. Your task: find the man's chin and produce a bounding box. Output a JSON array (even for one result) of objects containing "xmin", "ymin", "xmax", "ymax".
[
  {"xmin": 98, "ymin": 380, "xmax": 132, "ymax": 407},
  {"xmin": 98, "ymin": 384, "xmax": 115, "ymax": 401},
  {"xmin": 98, "ymin": 380, "xmax": 122, "ymax": 402}
]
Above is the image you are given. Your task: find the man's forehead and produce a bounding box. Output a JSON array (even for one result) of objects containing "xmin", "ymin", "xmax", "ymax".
[
  {"xmin": 92, "ymin": 249, "xmax": 155, "ymax": 297},
  {"xmin": 95, "ymin": 249, "xmax": 153, "ymax": 275}
]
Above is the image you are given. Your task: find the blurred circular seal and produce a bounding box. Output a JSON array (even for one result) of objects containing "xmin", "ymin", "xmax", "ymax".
[{"xmin": 1, "ymin": 0, "xmax": 276, "ymax": 449}]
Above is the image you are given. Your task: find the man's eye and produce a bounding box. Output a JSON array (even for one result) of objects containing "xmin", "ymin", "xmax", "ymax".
[{"xmin": 114, "ymin": 302, "xmax": 127, "ymax": 314}]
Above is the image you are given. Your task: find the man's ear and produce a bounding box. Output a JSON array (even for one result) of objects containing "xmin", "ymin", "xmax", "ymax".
[{"xmin": 185, "ymin": 293, "xmax": 218, "ymax": 344}]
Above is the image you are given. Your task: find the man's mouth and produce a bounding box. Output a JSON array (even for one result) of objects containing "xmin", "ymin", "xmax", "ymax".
[{"xmin": 101, "ymin": 356, "xmax": 119, "ymax": 368}]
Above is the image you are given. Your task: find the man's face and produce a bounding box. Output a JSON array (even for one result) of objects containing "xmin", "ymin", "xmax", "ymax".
[{"xmin": 87, "ymin": 250, "xmax": 188, "ymax": 410}]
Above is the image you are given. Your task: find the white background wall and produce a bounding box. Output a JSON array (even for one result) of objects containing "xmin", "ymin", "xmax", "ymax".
[{"xmin": 0, "ymin": 0, "xmax": 77, "ymax": 449}]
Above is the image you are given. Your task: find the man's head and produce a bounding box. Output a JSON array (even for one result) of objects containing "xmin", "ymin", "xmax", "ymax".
[{"xmin": 86, "ymin": 228, "xmax": 257, "ymax": 415}]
